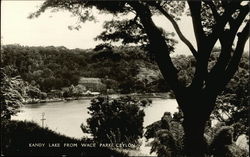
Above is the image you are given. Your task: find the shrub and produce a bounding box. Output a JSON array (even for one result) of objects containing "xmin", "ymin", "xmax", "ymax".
[
  {"xmin": 209, "ymin": 126, "xmax": 249, "ymax": 157},
  {"xmin": 145, "ymin": 112, "xmax": 184, "ymax": 157}
]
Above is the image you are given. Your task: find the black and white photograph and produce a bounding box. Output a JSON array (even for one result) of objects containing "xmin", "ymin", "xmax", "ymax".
[{"xmin": 1, "ymin": 0, "xmax": 249, "ymax": 156}]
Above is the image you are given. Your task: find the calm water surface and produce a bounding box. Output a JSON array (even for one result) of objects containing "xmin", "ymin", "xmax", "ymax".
[
  {"xmin": 12, "ymin": 99, "xmax": 92, "ymax": 138},
  {"xmin": 12, "ymin": 97, "xmax": 178, "ymax": 155}
]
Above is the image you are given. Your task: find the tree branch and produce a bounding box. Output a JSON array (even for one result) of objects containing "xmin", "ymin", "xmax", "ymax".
[
  {"xmin": 203, "ymin": 1, "xmax": 220, "ymax": 21},
  {"xmin": 128, "ymin": 1, "xmax": 184, "ymax": 96},
  {"xmin": 223, "ymin": 22, "xmax": 249, "ymax": 87},
  {"xmin": 188, "ymin": 1, "xmax": 206, "ymax": 50},
  {"xmin": 207, "ymin": 4, "xmax": 249, "ymax": 87},
  {"xmin": 187, "ymin": 1, "xmax": 211, "ymax": 90},
  {"xmin": 207, "ymin": 1, "xmax": 242, "ymax": 45},
  {"xmin": 154, "ymin": 3, "xmax": 199, "ymax": 60},
  {"xmin": 229, "ymin": 4, "xmax": 249, "ymax": 36}
]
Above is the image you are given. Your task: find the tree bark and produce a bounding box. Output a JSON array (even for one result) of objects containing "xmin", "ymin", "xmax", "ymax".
[
  {"xmin": 179, "ymin": 89, "xmax": 216, "ymax": 157},
  {"xmin": 182, "ymin": 111, "xmax": 209, "ymax": 157},
  {"xmin": 183, "ymin": 122, "xmax": 207, "ymax": 156}
]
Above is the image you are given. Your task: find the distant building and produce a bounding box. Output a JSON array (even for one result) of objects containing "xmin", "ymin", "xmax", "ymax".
[
  {"xmin": 78, "ymin": 77, "xmax": 106, "ymax": 92},
  {"xmin": 47, "ymin": 89, "xmax": 63, "ymax": 98}
]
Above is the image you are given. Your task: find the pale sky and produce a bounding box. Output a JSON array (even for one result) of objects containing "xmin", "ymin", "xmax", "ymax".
[{"xmin": 1, "ymin": 1, "xmax": 248, "ymax": 55}]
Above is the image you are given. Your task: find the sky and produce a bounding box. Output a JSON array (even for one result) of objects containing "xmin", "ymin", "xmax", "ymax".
[
  {"xmin": 1, "ymin": 1, "xmax": 111, "ymax": 49},
  {"xmin": 1, "ymin": 1, "xmax": 248, "ymax": 56}
]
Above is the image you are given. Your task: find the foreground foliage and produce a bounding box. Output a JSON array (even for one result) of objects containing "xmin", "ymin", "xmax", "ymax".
[{"xmin": 145, "ymin": 112, "xmax": 248, "ymax": 157}]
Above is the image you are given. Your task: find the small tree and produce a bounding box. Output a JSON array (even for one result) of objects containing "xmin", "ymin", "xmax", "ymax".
[
  {"xmin": 81, "ymin": 96, "xmax": 146, "ymax": 146},
  {"xmin": 0, "ymin": 69, "xmax": 23, "ymax": 120}
]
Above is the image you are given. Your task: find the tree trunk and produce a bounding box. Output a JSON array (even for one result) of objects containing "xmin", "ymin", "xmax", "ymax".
[
  {"xmin": 179, "ymin": 93, "xmax": 215, "ymax": 157},
  {"xmin": 183, "ymin": 113, "xmax": 208, "ymax": 157}
]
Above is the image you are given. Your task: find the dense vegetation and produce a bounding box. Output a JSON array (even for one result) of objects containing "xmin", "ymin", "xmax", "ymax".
[{"xmin": 2, "ymin": 44, "xmax": 166, "ymax": 94}]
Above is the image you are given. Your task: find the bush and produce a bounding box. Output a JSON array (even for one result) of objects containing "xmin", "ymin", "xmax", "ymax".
[
  {"xmin": 209, "ymin": 126, "xmax": 249, "ymax": 157},
  {"xmin": 145, "ymin": 112, "xmax": 184, "ymax": 157},
  {"xmin": 81, "ymin": 96, "xmax": 146, "ymax": 146}
]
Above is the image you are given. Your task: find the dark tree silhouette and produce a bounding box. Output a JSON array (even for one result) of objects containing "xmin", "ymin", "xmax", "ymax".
[{"xmin": 31, "ymin": 1, "xmax": 249, "ymax": 156}]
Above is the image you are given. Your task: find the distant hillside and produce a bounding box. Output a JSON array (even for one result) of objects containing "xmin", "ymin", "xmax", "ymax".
[{"xmin": 2, "ymin": 44, "xmax": 168, "ymax": 94}]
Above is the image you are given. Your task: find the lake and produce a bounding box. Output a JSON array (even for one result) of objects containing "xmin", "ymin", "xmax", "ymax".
[{"xmin": 12, "ymin": 97, "xmax": 178, "ymax": 156}]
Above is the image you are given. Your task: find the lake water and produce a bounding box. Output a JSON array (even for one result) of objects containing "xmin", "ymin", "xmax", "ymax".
[{"xmin": 12, "ymin": 97, "xmax": 178, "ymax": 156}]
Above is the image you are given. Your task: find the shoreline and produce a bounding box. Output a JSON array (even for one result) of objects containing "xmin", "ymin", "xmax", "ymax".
[{"xmin": 23, "ymin": 92, "xmax": 173, "ymax": 104}]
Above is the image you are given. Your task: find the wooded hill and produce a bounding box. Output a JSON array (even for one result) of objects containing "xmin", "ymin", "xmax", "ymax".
[
  {"xmin": 2, "ymin": 44, "xmax": 166, "ymax": 94},
  {"xmin": 2, "ymin": 44, "xmax": 248, "ymax": 96}
]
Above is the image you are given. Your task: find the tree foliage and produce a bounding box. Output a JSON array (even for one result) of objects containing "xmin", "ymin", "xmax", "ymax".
[
  {"xmin": 81, "ymin": 96, "xmax": 148, "ymax": 145},
  {"xmin": 0, "ymin": 65, "xmax": 49, "ymax": 119},
  {"xmin": 0, "ymin": 69, "xmax": 23, "ymax": 120},
  {"xmin": 2, "ymin": 45, "xmax": 82, "ymax": 92}
]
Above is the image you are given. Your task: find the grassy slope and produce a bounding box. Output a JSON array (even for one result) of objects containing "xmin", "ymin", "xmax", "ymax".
[{"xmin": 1, "ymin": 120, "xmax": 127, "ymax": 157}]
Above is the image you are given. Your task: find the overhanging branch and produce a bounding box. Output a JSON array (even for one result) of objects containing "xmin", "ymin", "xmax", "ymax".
[
  {"xmin": 208, "ymin": 4, "xmax": 249, "ymax": 84},
  {"xmin": 154, "ymin": 3, "xmax": 199, "ymax": 60},
  {"xmin": 208, "ymin": 1, "xmax": 242, "ymax": 44},
  {"xmin": 128, "ymin": 1, "xmax": 184, "ymax": 95},
  {"xmin": 188, "ymin": 1, "xmax": 206, "ymax": 50},
  {"xmin": 223, "ymin": 22, "xmax": 249, "ymax": 87}
]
